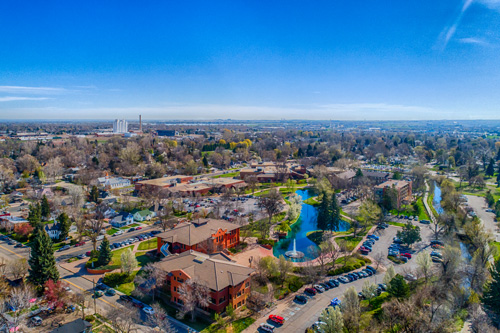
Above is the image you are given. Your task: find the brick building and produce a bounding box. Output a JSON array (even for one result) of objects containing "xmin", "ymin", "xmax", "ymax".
[
  {"xmin": 374, "ymin": 179, "xmax": 413, "ymax": 209},
  {"xmin": 158, "ymin": 250, "xmax": 253, "ymax": 313},
  {"xmin": 156, "ymin": 219, "xmax": 240, "ymax": 255}
]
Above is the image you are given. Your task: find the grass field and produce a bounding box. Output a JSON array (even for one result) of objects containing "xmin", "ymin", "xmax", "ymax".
[
  {"xmin": 120, "ymin": 223, "xmax": 140, "ymax": 230},
  {"xmin": 137, "ymin": 238, "xmax": 157, "ymax": 250},
  {"xmin": 106, "ymin": 228, "xmax": 120, "ymax": 236},
  {"xmin": 334, "ymin": 235, "xmax": 363, "ymax": 250},
  {"xmin": 213, "ymin": 171, "xmax": 240, "ymax": 178}
]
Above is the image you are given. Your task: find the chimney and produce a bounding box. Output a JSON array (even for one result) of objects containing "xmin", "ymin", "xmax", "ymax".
[{"xmin": 139, "ymin": 115, "xmax": 142, "ymax": 132}]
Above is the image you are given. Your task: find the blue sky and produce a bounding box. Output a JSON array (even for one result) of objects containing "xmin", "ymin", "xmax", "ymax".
[{"xmin": 1, "ymin": 0, "xmax": 500, "ymax": 120}]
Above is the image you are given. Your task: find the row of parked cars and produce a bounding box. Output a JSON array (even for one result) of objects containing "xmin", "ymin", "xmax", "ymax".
[
  {"xmin": 0, "ymin": 235, "xmax": 26, "ymax": 248},
  {"xmin": 110, "ymin": 232, "xmax": 156, "ymax": 249},
  {"xmin": 387, "ymin": 236, "xmax": 413, "ymax": 263},
  {"xmin": 358, "ymin": 234, "xmax": 380, "ymax": 255}
]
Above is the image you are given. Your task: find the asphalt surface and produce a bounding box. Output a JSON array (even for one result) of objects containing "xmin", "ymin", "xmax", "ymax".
[
  {"xmin": 0, "ymin": 234, "xmax": 193, "ymax": 333},
  {"xmin": 249, "ymin": 221, "xmax": 438, "ymax": 332},
  {"xmin": 465, "ymin": 195, "xmax": 499, "ymax": 242}
]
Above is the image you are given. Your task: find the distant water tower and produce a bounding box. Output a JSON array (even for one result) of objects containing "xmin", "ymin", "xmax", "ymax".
[
  {"xmin": 139, "ymin": 115, "xmax": 142, "ymax": 132},
  {"xmin": 113, "ymin": 119, "xmax": 128, "ymax": 133}
]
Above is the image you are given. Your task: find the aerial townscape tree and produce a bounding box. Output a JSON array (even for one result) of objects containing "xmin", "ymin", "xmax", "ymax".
[
  {"xmin": 28, "ymin": 226, "xmax": 59, "ymax": 287},
  {"xmin": 316, "ymin": 189, "xmax": 340, "ymax": 232}
]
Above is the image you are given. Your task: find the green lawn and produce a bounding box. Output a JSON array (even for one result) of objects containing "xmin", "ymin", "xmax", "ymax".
[
  {"xmin": 98, "ymin": 246, "xmax": 134, "ymax": 270},
  {"xmin": 303, "ymin": 196, "xmax": 320, "ymax": 206},
  {"xmin": 135, "ymin": 251, "xmax": 157, "ymax": 267},
  {"xmin": 490, "ymin": 242, "xmax": 500, "ymax": 261},
  {"xmin": 114, "ymin": 271, "xmax": 138, "ymax": 295},
  {"xmin": 415, "ymin": 197, "xmax": 430, "ymax": 221},
  {"xmin": 334, "ymin": 235, "xmax": 363, "ymax": 249},
  {"xmin": 137, "ymin": 238, "xmax": 157, "ymax": 250},
  {"xmin": 212, "ymin": 171, "xmax": 240, "ymax": 178},
  {"xmin": 306, "ymin": 230, "xmax": 324, "ymax": 246},
  {"xmin": 106, "ymin": 228, "xmax": 120, "ymax": 236},
  {"xmin": 119, "ymin": 223, "xmax": 140, "ymax": 230}
]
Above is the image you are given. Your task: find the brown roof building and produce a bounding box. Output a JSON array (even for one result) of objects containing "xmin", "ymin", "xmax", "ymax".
[
  {"xmin": 158, "ymin": 250, "xmax": 253, "ymax": 313},
  {"xmin": 374, "ymin": 179, "xmax": 412, "ymax": 209},
  {"xmin": 156, "ymin": 219, "xmax": 241, "ymax": 255}
]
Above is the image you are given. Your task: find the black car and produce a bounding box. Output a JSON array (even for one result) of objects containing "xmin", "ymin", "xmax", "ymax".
[
  {"xmin": 329, "ymin": 279, "xmax": 339, "ymax": 287},
  {"xmin": 366, "ymin": 265, "xmax": 377, "ymax": 273},
  {"xmin": 95, "ymin": 283, "xmax": 107, "ymax": 291},
  {"xmin": 320, "ymin": 283, "xmax": 330, "ymax": 290},
  {"xmin": 325, "ymin": 281, "xmax": 335, "ymax": 288},
  {"xmin": 119, "ymin": 295, "xmax": 132, "ymax": 302},
  {"xmin": 294, "ymin": 295, "xmax": 308, "ymax": 304},
  {"xmin": 14, "ymin": 243, "xmax": 23, "ymax": 248}
]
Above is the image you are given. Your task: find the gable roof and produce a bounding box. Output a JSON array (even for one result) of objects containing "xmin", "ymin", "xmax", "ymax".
[
  {"xmin": 157, "ymin": 250, "xmax": 253, "ymax": 291},
  {"xmin": 51, "ymin": 319, "xmax": 92, "ymax": 333},
  {"xmin": 157, "ymin": 219, "xmax": 240, "ymax": 246}
]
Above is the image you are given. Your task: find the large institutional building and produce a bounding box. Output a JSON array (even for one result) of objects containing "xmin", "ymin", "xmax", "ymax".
[{"xmin": 113, "ymin": 119, "xmax": 128, "ymax": 133}]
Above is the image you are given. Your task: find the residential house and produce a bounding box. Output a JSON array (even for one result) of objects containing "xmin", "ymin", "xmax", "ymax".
[
  {"xmin": 110, "ymin": 212, "xmax": 134, "ymax": 228},
  {"xmin": 134, "ymin": 175, "xmax": 193, "ymax": 192},
  {"xmin": 97, "ymin": 176, "xmax": 131, "ymax": 190},
  {"xmin": 103, "ymin": 207, "xmax": 117, "ymax": 219},
  {"xmin": 50, "ymin": 319, "xmax": 92, "ymax": 333},
  {"xmin": 133, "ymin": 209, "xmax": 155, "ymax": 222},
  {"xmin": 45, "ymin": 222, "xmax": 62, "ymax": 240},
  {"xmin": 158, "ymin": 250, "xmax": 253, "ymax": 313},
  {"xmin": 0, "ymin": 215, "xmax": 29, "ymax": 232},
  {"xmin": 156, "ymin": 219, "xmax": 240, "ymax": 255}
]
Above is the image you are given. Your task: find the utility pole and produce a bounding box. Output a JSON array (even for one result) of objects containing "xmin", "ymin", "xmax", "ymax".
[{"xmin": 93, "ymin": 280, "xmax": 97, "ymax": 315}]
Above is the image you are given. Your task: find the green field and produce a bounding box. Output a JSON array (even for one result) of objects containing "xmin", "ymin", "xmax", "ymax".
[{"xmin": 137, "ymin": 238, "xmax": 157, "ymax": 250}]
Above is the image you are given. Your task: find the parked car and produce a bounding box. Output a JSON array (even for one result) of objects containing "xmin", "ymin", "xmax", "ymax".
[
  {"xmin": 430, "ymin": 240, "xmax": 444, "ymax": 246},
  {"xmin": 378, "ymin": 283, "xmax": 387, "ymax": 291},
  {"xmin": 105, "ymin": 288, "xmax": 116, "ymax": 296},
  {"xmin": 14, "ymin": 243, "xmax": 23, "ymax": 248},
  {"xmin": 142, "ymin": 306, "xmax": 155, "ymax": 315},
  {"xmin": 294, "ymin": 295, "xmax": 308, "ymax": 304},
  {"xmin": 405, "ymin": 274, "xmax": 417, "ymax": 281},
  {"xmin": 430, "ymin": 251, "xmax": 442, "ymax": 258},
  {"xmin": 432, "ymin": 256, "xmax": 443, "ymax": 263},
  {"xmin": 268, "ymin": 315, "xmax": 284, "ymax": 325},
  {"xmin": 367, "ymin": 234, "xmax": 379, "ymax": 240},
  {"xmin": 94, "ymin": 290, "xmax": 104, "ymax": 298},
  {"xmin": 120, "ymin": 295, "xmax": 132, "ymax": 302},
  {"xmin": 128, "ymin": 228, "xmax": 135, "ymax": 232},
  {"xmin": 400, "ymin": 253, "xmax": 412, "ymax": 259},
  {"xmin": 420, "ymin": 220, "xmax": 431, "ymax": 224},
  {"xmin": 259, "ymin": 323, "xmax": 275, "ymax": 332},
  {"xmin": 319, "ymin": 283, "xmax": 330, "ymax": 290},
  {"xmin": 313, "ymin": 284, "xmax": 325, "ymax": 293},
  {"xmin": 305, "ymin": 287, "xmax": 317, "ymax": 295},
  {"xmin": 330, "ymin": 297, "xmax": 341, "ymax": 307},
  {"xmin": 75, "ymin": 241, "xmax": 85, "ymax": 247},
  {"xmin": 59, "ymin": 245, "xmax": 71, "ymax": 251},
  {"xmin": 31, "ymin": 316, "xmax": 43, "ymax": 326},
  {"xmin": 77, "ymin": 254, "xmax": 86, "ymax": 259}
]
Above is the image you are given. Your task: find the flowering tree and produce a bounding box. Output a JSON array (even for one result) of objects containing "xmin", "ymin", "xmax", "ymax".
[
  {"xmin": 44, "ymin": 279, "xmax": 70, "ymax": 310},
  {"xmin": 14, "ymin": 223, "xmax": 33, "ymax": 238}
]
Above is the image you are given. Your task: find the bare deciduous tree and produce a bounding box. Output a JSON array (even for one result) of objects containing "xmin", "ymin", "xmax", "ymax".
[
  {"xmin": 177, "ymin": 278, "xmax": 210, "ymax": 321},
  {"xmin": 107, "ymin": 305, "xmax": 140, "ymax": 333},
  {"xmin": 8, "ymin": 258, "xmax": 29, "ymax": 280},
  {"xmin": 147, "ymin": 303, "xmax": 177, "ymax": 332},
  {"xmin": 86, "ymin": 219, "xmax": 104, "ymax": 252}
]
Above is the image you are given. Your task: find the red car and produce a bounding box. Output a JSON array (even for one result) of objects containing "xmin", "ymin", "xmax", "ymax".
[
  {"xmin": 269, "ymin": 315, "xmax": 284, "ymax": 325},
  {"xmin": 401, "ymin": 253, "xmax": 412, "ymax": 259},
  {"xmin": 136, "ymin": 227, "xmax": 142, "ymax": 230},
  {"xmin": 305, "ymin": 287, "xmax": 317, "ymax": 295},
  {"xmin": 75, "ymin": 241, "xmax": 85, "ymax": 247}
]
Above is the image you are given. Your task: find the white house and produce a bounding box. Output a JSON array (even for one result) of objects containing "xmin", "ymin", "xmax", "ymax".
[
  {"xmin": 133, "ymin": 209, "xmax": 155, "ymax": 222},
  {"xmin": 110, "ymin": 212, "xmax": 134, "ymax": 228},
  {"xmin": 103, "ymin": 208, "xmax": 117, "ymax": 219},
  {"xmin": 45, "ymin": 222, "xmax": 61, "ymax": 240},
  {"xmin": 98, "ymin": 177, "xmax": 131, "ymax": 190}
]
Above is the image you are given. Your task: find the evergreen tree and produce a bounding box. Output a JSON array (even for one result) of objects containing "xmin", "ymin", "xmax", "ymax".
[
  {"xmin": 355, "ymin": 168, "xmax": 363, "ymax": 178},
  {"xmin": 41, "ymin": 195, "xmax": 50, "ymax": 220},
  {"xmin": 317, "ymin": 190, "xmax": 331, "ymax": 231},
  {"xmin": 89, "ymin": 185, "xmax": 99, "ymax": 203},
  {"xmin": 396, "ymin": 222, "xmax": 421, "ymax": 248},
  {"xmin": 202, "ymin": 155, "xmax": 209, "ymax": 168},
  {"xmin": 97, "ymin": 237, "xmax": 112, "ymax": 267},
  {"xmin": 486, "ymin": 158, "xmax": 495, "ymax": 177},
  {"xmin": 387, "ymin": 274, "xmax": 409, "ymax": 299},
  {"xmin": 328, "ymin": 193, "xmax": 341, "ymax": 232},
  {"xmin": 56, "ymin": 212, "xmax": 71, "ymax": 240},
  {"xmin": 27, "ymin": 203, "xmax": 42, "ymax": 227},
  {"xmin": 482, "ymin": 259, "xmax": 500, "ymax": 325},
  {"xmin": 92, "ymin": 156, "xmax": 99, "ymax": 166},
  {"xmin": 28, "ymin": 226, "xmax": 59, "ymax": 286},
  {"xmin": 497, "ymin": 171, "xmax": 500, "ymax": 187}
]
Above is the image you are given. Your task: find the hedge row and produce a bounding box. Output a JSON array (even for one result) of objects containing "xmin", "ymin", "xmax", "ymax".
[{"xmin": 103, "ymin": 272, "xmax": 134, "ymax": 287}]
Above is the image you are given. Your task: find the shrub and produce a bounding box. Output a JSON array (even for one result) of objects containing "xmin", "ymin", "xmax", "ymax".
[
  {"xmin": 85, "ymin": 258, "xmax": 98, "ymax": 269},
  {"xmin": 353, "ymin": 263, "xmax": 362, "ymax": 269},
  {"xmin": 103, "ymin": 272, "xmax": 134, "ymax": 287},
  {"xmin": 287, "ymin": 275, "xmax": 304, "ymax": 292},
  {"xmin": 257, "ymin": 238, "xmax": 275, "ymax": 247}
]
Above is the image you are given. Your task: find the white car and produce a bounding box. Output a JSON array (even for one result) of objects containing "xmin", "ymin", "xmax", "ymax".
[
  {"xmin": 405, "ymin": 274, "xmax": 417, "ymax": 281},
  {"xmin": 115, "ymin": 230, "xmax": 124, "ymax": 236},
  {"xmin": 142, "ymin": 306, "xmax": 155, "ymax": 315},
  {"xmin": 259, "ymin": 323, "xmax": 275, "ymax": 332}
]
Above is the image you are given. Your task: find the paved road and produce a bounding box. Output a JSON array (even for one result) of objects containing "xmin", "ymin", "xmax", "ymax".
[
  {"xmin": 0, "ymin": 237, "xmax": 193, "ymax": 332},
  {"xmin": 465, "ymin": 195, "xmax": 499, "ymax": 242},
  {"xmin": 247, "ymin": 221, "xmax": 437, "ymax": 332}
]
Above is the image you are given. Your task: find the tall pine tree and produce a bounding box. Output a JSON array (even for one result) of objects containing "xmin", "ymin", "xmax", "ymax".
[
  {"xmin": 27, "ymin": 203, "xmax": 42, "ymax": 228},
  {"xmin": 482, "ymin": 259, "xmax": 500, "ymax": 325},
  {"xmin": 41, "ymin": 195, "xmax": 51, "ymax": 220},
  {"xmin": 28, "ymin": 226, "xmax": 59, "ymax": 287},
  {"xmin": 486, "ymin": 158, "xmax": 495, "ymax": 177},
  {"xmin": 56, "ymin": 212, "xmax": 71, "ymax": 241},
  {"xmin": 89, "ymin": 185, "xmax": 99, "ymax": 203},
  {"xmin": 317, "ymin": 190, "xmax": 331, "ymax": 231},
  {"xmin": 97, "ymin": 237, "xmax": 112, "ymax": 267}
]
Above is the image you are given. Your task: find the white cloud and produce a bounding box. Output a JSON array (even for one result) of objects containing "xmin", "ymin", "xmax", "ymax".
[
  {"xmin": 477, "ymin": 0, "xmax": 500, "ymax": 10},
  {"xmin": 458, "ymin": 37, "xmax": 491, "ymax": 46},
  {"xmin": 0, "ymin": 86, "xmax": 66, "ymax": 94},
  {"xmin": 437, "ymin": 0, "xmax": 473, "ymax": 50},
  {"xmin": 0, "ymin": 96, "xmax": 51, "ymax": 102}
]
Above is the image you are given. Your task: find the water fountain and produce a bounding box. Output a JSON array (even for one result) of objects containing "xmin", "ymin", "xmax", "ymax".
[{"xmin": 285, "ymin": 239, "xmax": 305, "ymax": 259}]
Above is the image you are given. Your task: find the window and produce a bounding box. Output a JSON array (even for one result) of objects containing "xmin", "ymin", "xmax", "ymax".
[
  {"xmin": 237, "ymin": 291, "xmax": 242, "ymax": 297},
  {"xmin": 209, "ymin": 297, "xmax": 216, "ymax": 304},
  {"xmin": 173, "ymin": 286, "xmax": 177, "ymax": 292},
  {"xmin": 219, "ymin": 297, "xmax": 225, "ymax": 304},
  {"xmin": 245, "ymin": 282, "xmax": 249, "ymax": 288}
]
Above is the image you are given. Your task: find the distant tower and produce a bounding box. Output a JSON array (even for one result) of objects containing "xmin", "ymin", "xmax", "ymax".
[{"xmin": 139, "ymin": 115, "xmax": 142, "ymax": 132}]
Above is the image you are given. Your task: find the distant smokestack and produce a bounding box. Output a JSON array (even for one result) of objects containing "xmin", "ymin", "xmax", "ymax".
[{"xmin": 139, "ymin": 115, "xmax": 142, "ymax": 132}]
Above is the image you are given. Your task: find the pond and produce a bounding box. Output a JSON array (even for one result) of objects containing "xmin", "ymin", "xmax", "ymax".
[{"xmin": 273, "ymin": 189, "xmax": 350, "ymax": 261}]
